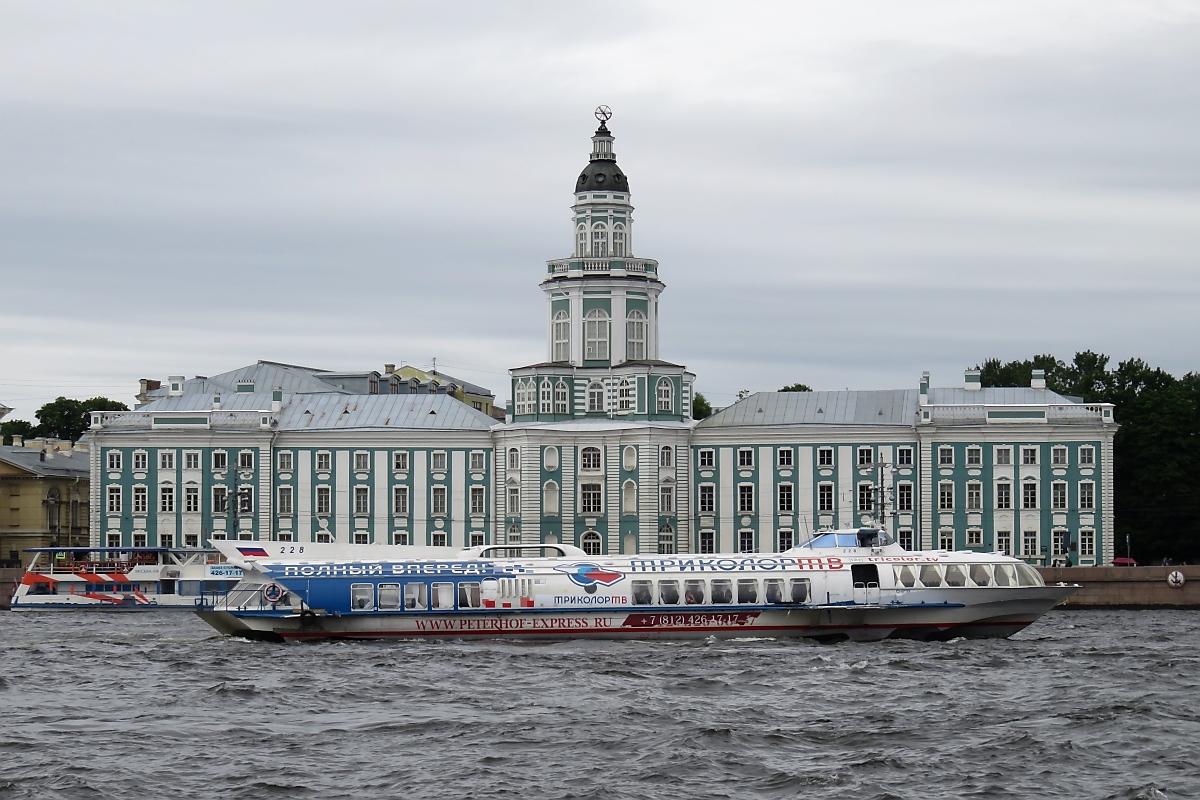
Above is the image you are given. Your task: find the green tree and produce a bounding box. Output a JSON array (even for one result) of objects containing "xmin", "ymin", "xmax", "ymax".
[
  {"xmin": 2, "ymin": 419, "xmax": 37, "ymax": 446},
  {"xmin": 692, "ymin": 392, "xmax": 712, "ymax": 421},
  {"xmin": 779, "ymin": 383, "xmax": 813, "ymax": 392},
  {"xmin": 34, "ymin": 397, "xmax": 129, "ymax": 442}
]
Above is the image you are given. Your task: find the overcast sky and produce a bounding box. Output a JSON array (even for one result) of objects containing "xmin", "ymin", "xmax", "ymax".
[{"xmin": 2, "ymin": 1, "xmax": 1198, "ymax": 421}]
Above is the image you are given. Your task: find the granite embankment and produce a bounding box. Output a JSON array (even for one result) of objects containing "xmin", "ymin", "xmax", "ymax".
[{"xmin": 1039, "ymin": 564, "xmax": 1200, "ymax": 609}]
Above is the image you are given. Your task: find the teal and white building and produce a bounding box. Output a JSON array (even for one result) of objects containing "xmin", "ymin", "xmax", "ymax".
[{"xmin": 88, "ymin": 111, "xmax": 1117, "ymax": 565}]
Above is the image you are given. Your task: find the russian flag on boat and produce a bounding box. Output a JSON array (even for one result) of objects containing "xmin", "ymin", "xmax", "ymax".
[{"xmin": 237, "ymin": 546, "xmax": 271, "ymax": 557}]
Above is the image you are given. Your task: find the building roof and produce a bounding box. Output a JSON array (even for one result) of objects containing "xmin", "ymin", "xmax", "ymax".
[
  {"xmin": 576, "ymin": 158, "xmax": 630, "ymax": 193},
  {"xmin": 0, "ymin": 446, "xmax": 90, "ymax": 478},
  {"xmin": 427, "ymin": 370, "xmax": 493, "ymax": 399}
]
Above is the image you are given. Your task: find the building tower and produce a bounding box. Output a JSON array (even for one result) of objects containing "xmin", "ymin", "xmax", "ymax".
[{"xmin": 510, "ymin": 107, "xmax": 694, "ymax": 421}]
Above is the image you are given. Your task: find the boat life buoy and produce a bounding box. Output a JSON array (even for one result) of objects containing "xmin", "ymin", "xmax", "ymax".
[
  {"xmin": 1167, "ymin": 571, "xmax": 1186, "ymax": 589},
  {"xmin": 261, "ymin": 583, "xmax": 286, "ymax": 603}
]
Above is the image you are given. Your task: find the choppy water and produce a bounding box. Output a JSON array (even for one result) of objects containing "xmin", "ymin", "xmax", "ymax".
[{"xmin": 1, "ymin": 610, "xmax": 1198, "ymax": 800}]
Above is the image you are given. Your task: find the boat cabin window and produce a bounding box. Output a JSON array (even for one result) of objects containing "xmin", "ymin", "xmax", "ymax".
[
  {"xmin": 944, "ymin": 565, "xmax": 967, "ymax": 587},
  {"xmin": 378, "ymin": 583, "xmax": 401, "ymax": 610},
  {"xmin": 969, "ymin": 564, "xmax": 992, "ymax": 586},
  {"xmin": 631, "ymin": 580, "xmax": 654, "ymax": 605},
  {"xmin": 405, "ymin": 583, "xmax": 428, "ymax": 610},
  {"xmin": 737, "ymin": 579, "xmax": 759, "ymax": 604},
  {"xmin": 351, "ymin": 583, "xmax": 374, "ymax": 610},
  {"xmin": 1015, "ymin": 563, "xmax": 1043, "ymax": 587},
  {"xmin": 918, "ymin": 565, "xmax": 943, "ymax": 587},
  {"xmin": 458, "ymin": 582, "xmax": 482, "ymax": 609},
  {"xmin": 763, "ymin": 579, "xmax": 784, "ymax": 604},
  {"xmin": 658, "ymin": 580, "xmax": 680, "ymax": 605},
  {"xmin": 896, "ymin": 566, "xmax": 917, "ymax": 588},
  {"xmin": 711, "ymin": 579, "xmax": 733, "ymax": 604},
  {"xmin": 993, "ymin": 564, "xmax": 1016, "ymax": 587},
  {"xmin": 789, "ymin": 578, "xmax": 810, "ymax": 604},
  {"xmin": 851, "ymin": 564, "xmax": 880, "ymax": 587},
  {"xmin": 683, "ymin": 580, "xmax": 706, "ymax": 605},
  {"xmin": 431, "ymin": 582, "xmax": 454, "ymax": 610}
]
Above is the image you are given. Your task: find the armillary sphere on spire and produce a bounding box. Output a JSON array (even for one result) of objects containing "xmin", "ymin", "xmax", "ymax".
[{"xmin": 594, "ymin": 105, "xmax": 612, "ymax": 123}]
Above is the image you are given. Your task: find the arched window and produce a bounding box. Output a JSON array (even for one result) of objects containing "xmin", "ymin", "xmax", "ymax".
[
  {"xmin": 584, "ymin": 309, "xmax": 609, "ymax": 360},
  {"xmin": 581, "ymin": 531, "xmax": 602, "ymax": 556},
  {"xmin": 507, "ymin": 448, "xmax": 520, "ymax": 470},
  {"xmin": 587, "ymin": 381, "xmax": 605, "ymax": 413},
  {"xmin": 554, "ymin": 380, "xmax": 570, "ymax": 415},
  {"xmin": 580, "ymin": 447, "xmax": 602, "ymax": 471},
  {"xmin": 552, "ymin": 310, "xmax": 570, "ymax": 362},
  {"xmin": 660, "ymin": 446, "xmax": 673, "ymax": 468},
  {"xmin": 515, "ymin": 380, "xmax": 536, "ymax": 415},
  {"xmin": 626, "ymin": 310, "xmax": 646, "ymax": 361},
  {"xmin": 543, "ymin": 481, "xmax": 560, "ymax": 516},
  {"xmin": 618, "ymin": 377, "xmax": 634, "ymax": 411},
  {"xmin": 656, "ymin": 377, "xmax": 673, "ymax": 413},
  {"xmin": 612, "ymin": 223, "xmax": 626, "ymax": 257},
  {"xmin": 658, "ymin": 524, "xmax": 675, "ymax": 555},
  {"xmin": 622, "ymin": 479, "xmax": 637, "ymax": 516},
  {"xmin": 539, "ymin": 380, "xmax": 552, "ymax": 414},
  {"xmin": 591, "ymin": 223, "xmax": 608, "ymax": 258},
  {"xmin": 576, "ymin": 224, "xmax": 587, "ymax": 257},
  {"xmin": 507, "ymin": 523, "xmax": 521, "ymax": 557}
]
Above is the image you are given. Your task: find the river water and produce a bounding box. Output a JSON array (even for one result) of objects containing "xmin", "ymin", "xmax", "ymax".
[{"xmin": 1, "ymin": 610, "xmax": 1197, "ymax": 800}]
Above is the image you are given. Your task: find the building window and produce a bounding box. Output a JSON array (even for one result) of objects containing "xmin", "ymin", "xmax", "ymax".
[
  {"xmin": 581, "ymin": 447, "xmax": 602, "ymax": 471},
  {"xmin": 1079, "ymin": 446, "xmax": 1095, "ymax": 466},
  {"xmin": 133, "ymin": 451, "xmax": 147, "ymax": 471},
  {"xmin": 212, "ymin": 451, "xmax": 227, "ymax": 470},
  {"xmin": 896, "ymin": 483, "xmax": 913, "ymax": 512},
  {"xmin": 507, "ymin": 487, "xmax": 520, "ymax": 514},
  {"xmin": 471, "ymin": 486, "xmax": 486, "ymax": 515},
  {"xmin": 656, "ymin": 378, "xmax": 673, "ymax": 413},
  {"xmin": 554, "ymin": 381, "xmax": 570, "ymax": 414},
  {"xmin": 133, "ymin": 533, "xmax": 147, "ymax": 547},
  {"xmin": 938, "ymin": 446, "xmax": 954, "ymax": 467},
  {"xmin": 699, "ymin": 531, "xmax": 715, "ymax": 554},
  {"xmin": 584, "ymin": 308, "xmax": 610, "ymax": 360},
  {"xmin": 857, "ymin": 484, "xmax": 873, "ymax": 512},
  {"xmin": 698, "ymin": 449, "xmax": 714, "ymax": 469},
  {"xmin": 133, "ymin": 486, "xmax": 147, "ymax": 514},
  {"xmin": 622, "ymin": 480, "xmax": 636, "ymax": 515},
  {"xmin": 514, "ymin": 380, "xmax": 535, "ymax": 415},
  {"xmin": 432, "ymin": 487, "xmax": 447, "ymax": 516},
  {"xmin": 966, "ymin": 447, "xmax": 982, "ymax": 466},
  {"xmin": 612, "ymin": 223, "xmax": 626, "ymax": 257},
  {"xmin": 818, "ymin": 484, "xmax": 833, "ymax": 512},
  {"xmin": 858, "ymin": 447, "xmax": 872, "ymax": 466},
  {"xmin": 778, "ymin": 530, "xmax": 794, "ymax": 551},
  {"xmin": 738, "ymin": 484, "xmax": 754, "ymax": 513},
  {"xmin": 939, "ymin": 529, "xmax": 954, "ymax": 550},
  {"xmin": 238, "ymin": 451, "xmax": 254, "ymax": 470},
  {"xmin": 967, "ymin": 482, "xmax": 982, "ymax": 510},
  {"xmin": 393, "ymin": 486, "xmax": 409, "ymax": 515},
  {"xmin": 160, "ymin": 452, "xmax": 174, "ymax": 470},
  {"xmin": 213, "ymin": 486, "xmax": 229, "ymax": 514},
  {"xmin": 393, "ymin": 451, "xmax": 409, "ymax": 471},
  {"xmin": 1022, "ymin": 530, "xmax": 1038, "ymax": 557},
  {"xmin": 938, "ymin": 482, "xmax": 954, "ymax": 511},
  {"xmin": 431, "ymin": 532, "xmax": 447, "ymax": 547},
  {"xmin": 738, "ymin": 448, "xmax": 754, "ymax": 468},
  {"xmin": 996, "ymin": 482, "xmax": 1012, "ymax": 509},
  {"xmin": 185, "ymin": 486, "xmax": 199, "ymax": 513},
  {"xmin": 161, "ymin": 534, "xmax": 174, "ymax": 548},
  {"xmin": 660, "ymin": 446, "xmax": 673, "ymax": 469},
  {"xmin": 580, "ymin": 484, "xmax": 602, "ymax": 515},
  {"xmin": 540, "ymin": 380, "xmax": 552, "ymax": 414},
  {"xmin": 107, "ymin": 486, "xmax": 121, "ymax": 513},
  {"xmin": 160, "ymin": 486, "xmax": 174, "ymax": 513},
  {"xmin": 552, "ymin": 310, "xmax": 571, "ymax": 362},
  {"xmin": 778, "ymin": 484, "xmax": 793, "ymax": 513},
  {"xmin": 576, "ymin": 225, "xmax": 587, "ymax": 257},
  {"xmin": 277, "ymin": 486, "xmax": 293, "ymax": 515},
  {"xmin": 626, "ymin": 310, "xmax": 646, "ymax": 361},
  {"xmin": 470, "ymin": 532, "xmax": 485, "ymax": 547},
  {"xmin": 1080, "ymin": 529, "xmax": 1095, "ymax": 557},
  {"xmin": 618, "ymin": 378, "xmax": 634, "ymax": 411},
  {"xmin": 432, "ymin": 451, "xmax": 448, "ymax": 472},
  {"xmin": 1052, "ymin": 482, "xmax": 1067, "ymax": 510},
  {"xmin": 777, "ymin": 448, "xmax": 793, "ymax": 468},
  {"xmin": 657, "ymin": 525, "xmax": 675, "ymax": 554},
  {"xmin": 237, "ymin": 487, "xmax": 253, "ymax": 513},
  {"xmin": 1080, "ymin": 482, "xmax": 1095, "ymax": 509},
  {"xmin": 581, "ymin": 531, "xmax": 602, "ymax": 556},
  {"xmin": 587, "ymin": 382, "xmax": 605, "ymax": 413},
  {"xmin": 1023, "ymin": 482, "xmax": 1038, "ymax": 509},
  {"xmin": 184, "ymin": 451, "xmax": 199, "ymax": 470},
  {"xmin": 1022, "ymin": 447, "xmax": 1038, "ymax": 465},
  {"xmin": 997, "ymin": 531, "xmax": 1012, "ymax": 556},
  {"xmin": 967, "ymin": 528, "xmax": 983, "ymax": 547},
  {"xmin": 354, "ymin": 452, "xmax": 370, "ymax": 471},
  {"xmin": 278, "ymin": 452, "xmax": 293, "ymax": 471},
  {"xmin": 470, "ymin": 451, "xmax": 485, "ymax": 472},
  {"xmin": 896, "ymin": 447, "xmax": 913, "ymax": 466},
  {"xmin": 507, "ymin": 448, "xmax": 520, "ymax": 471},
  {"xmin": 107, "ymin": 451, "xmax": 122, "ymax": 471},
  {"xmin": 393, "ymin": 531, "xmax": 409, "ymax": 545},
  {"xmin": 316, "ymin": 452, "xmax": 331, "ymax": 471},
  {"xmin": 699, "ymin": 484, "xmax": 715, "ymax": 514},
  {"xmin": 1052, "ymin": 530, "xmax": 1067, "ymax": 557},
  {"xmin": 542, "ymin": 482, "xmax": 558, "ymax": 516},
  {"xmin": 817, "ymin": 448, "xmax": 834, "ymax": 467},
  {"xmin": 995, "ymin": 447, "xmax": 1012, "ymax": 466},
  {"xmin": 659, "ymin": 485, "xmax": 674, "ymax": 514},
  {"xmin": 316, "ymin": 486, "xmax": 330, "ymax": 515},
  {"xmin": 739, "ymin": 530, "xmax": 755, "ymax": 553},
  {"xmin": 316, "ymin": 531, "xmax": 331, "ymax": 544},
  {"xmin": 591, "ymin": 223, "xmax": 608, "ymax": 258},
  {"xmin": 1052, "ymin": 447, "xmax": 1068, "ymax": 466},
  {"xmin": 355, "ymin": 486, "xmax": 370, "ymax": 515},
  {"xmin": 898, "ymin": 529, "xmax": 914, "ymax": 551}
]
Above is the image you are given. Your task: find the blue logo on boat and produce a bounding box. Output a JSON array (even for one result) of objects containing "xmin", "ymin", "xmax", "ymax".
[{"xmin": 555, "ymin": 563, "xmax": 625, "ymax": 588}]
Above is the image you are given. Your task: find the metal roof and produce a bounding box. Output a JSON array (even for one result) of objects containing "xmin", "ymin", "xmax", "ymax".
[
  {"xmin": 0, "ymin": 446, "xmax": 90, "ymax": 477},
  {"xmin": 699, "ymin": 391, "xmax": 916, "ymax": 428}
]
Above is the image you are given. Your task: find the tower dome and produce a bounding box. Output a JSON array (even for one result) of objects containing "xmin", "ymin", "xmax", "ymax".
[{"xmin": 574, "ymin": 110, "xmax": 630, "ymax": 193}]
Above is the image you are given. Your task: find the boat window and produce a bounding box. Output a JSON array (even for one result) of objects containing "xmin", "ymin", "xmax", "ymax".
[
  {"xmin": 896, "ymin": 565, "xmax": 917, "ymax": 588},
  {"xmin": 789, "ymin": 578, "xmax": 810, "ymax": 604},
  {"xmin": 969, "ymin": 564, "xmax": 992, "ymax": 586},
  {"xmin": 350, "ymin": 583, "xmax": 374, "ymax": 610},
  {"xmin": 458, "ymin": 582, "xmax": 482, "ymax": 609},
  {"xmin": 944, "ymin": 565, "xmax": 967, "ymax": 587},
  {"xmin": 763, "ymin": 578, "xmax": 785, "ymax": 604},
  {"xmin": 711, "ymin": 579, "xmax": 733, "ymax": 604},
  {"xmin": 737, "ymin": 579, "xmax": 759, "ymax": 604},
  {"xmin": 631, "ymin": 580, "xmax": 654, "ymax": 606},
  {"xmin": 993, "ymin": 564, "xmax": 1016, "ymax": 587},
  {"xmin": 431, "ymin": 582, "xmax": 454, "ymax": 609},
  {"xmin": 1015, "ymin": 563, "xmax": 1043, "ymax": 587},
  {"xmin": 658, "ymin": 580, "xmax": 680, "ymax": 605},
  {"xmin": 683, "ymin": 580, "xmax": 706, "ymax": 605},
  {"xmin": 378, "ymin": 583, "xmax": 401, "ymax": 610},
  {"xmin": 404, "ymin": 583, "xmax": 428, "ymax": 610},
  {"xmin": 918, "ymin": 565, "xmax": 943, "ymax": 587}
]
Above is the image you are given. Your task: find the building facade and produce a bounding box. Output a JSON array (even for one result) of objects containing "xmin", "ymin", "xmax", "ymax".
[
  {"xmin": 1, "ymin": 440, "xmax": 91, "ymax": 567},
  {"xmin": 88, "ymin": 111, "xmax": 1117, "ymax": 566}
]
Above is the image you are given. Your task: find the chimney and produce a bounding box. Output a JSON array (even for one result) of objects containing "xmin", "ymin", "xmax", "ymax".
[
  {"xmin": 12, "ymin": 434, "xmax": 23, "ymax": 447},
  {"xmin": 1031, "ymin": 369, "xmax": 1046, "ymax": 390},
  {"xmin": 919, "ymin": 371, "xmax": 930, "ymax": 405},
  {"xmin": 43, "ymin": 445, "xmax": 54, "ymax": 460},
  {"xmin": 384, "ymin": 363, "xmax": 396, "ymax": 375},
  {"xmin": 964, "ymin": 369, "xmax": 981, "ymax": 391},
  {"xmin": 272, "ymin": 388, "xmax": 283, "ymax": 413},
  {"xmin": 212, "ymin": 393, "xmax": 222, "ymax": 409}
]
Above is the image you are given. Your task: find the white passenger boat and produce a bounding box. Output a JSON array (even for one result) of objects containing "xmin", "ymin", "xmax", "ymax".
[
  {"xmin": 196, "ymin": 529, "xmax": 1077, "ymax": 642},
  {"xmin": 10, "ymin": 547, "xmax": 243, "ymax": 610}
]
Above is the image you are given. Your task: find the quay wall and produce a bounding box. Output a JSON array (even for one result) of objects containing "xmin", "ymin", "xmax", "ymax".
[{"xmin": 1037, "ymin": 565, "xmax": 1200, "ymax": 609}]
